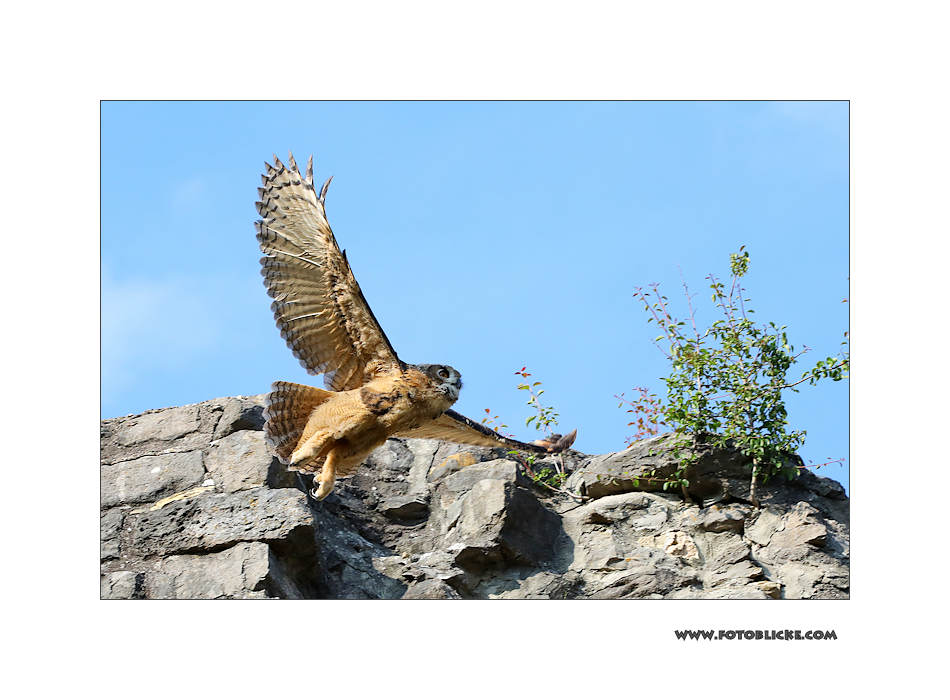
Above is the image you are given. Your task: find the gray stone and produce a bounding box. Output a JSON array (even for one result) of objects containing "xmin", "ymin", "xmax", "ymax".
[
  {"xmin": 697, "ymin": 505, "xmax": 747, "ymax": 533},
  {"xmin": 325, "ymin": 547, "xmax": 408, "ymax": 599},
  {"xmin": 371, "ymin": 555, "xmax": 411, "ymax": 581},
  {"xmin": 361, "ymin": 438, "xmax": 416, "ymax": 479},
  {"xmin": 798, "ymin": 470, "xmax": 848, "ymax": 500},
  {"xmin": 150, "ymin": 542, "xmax": 274, "ymax": 599},
  {"xmin": 402, "ymin": 579, "xmax": 462, "ymax": 599},
  {"xmin": 115, "ymin": 404, "xmax": 201, "ymax": 446},
  {"xmin": 705, "ymin": 559, "xmax": 764, "ymax": 587},
  {"xmin": 703, "ymin": 583, "xmax": 771, "ymax": 600},
  {"xmin": 566, "ymin": 433, "xmax": 746, "ymax": 500},
  {"xmin": 820, "ymin": 568, "xmax": 850, "ymax": 593},
  {"xmin": 100, "ymin": 450, "xmax": 205, "ymax": 508},
  {"xmin": 439, "ymin": 459, "xmax": 525, "ymax": 495},
  {"xmin": 568, "ymin": 491, "xmax": 653, "ymax": 525},
  {"xmin": 627, "ymin": 505, "xmax": 673, "ymax": 533},
  {"xmin": 212, "ymin": 395, "xmax": 267, "ymax": 440},
  {"xmin": 771, "ymin": 564, "xmax": 823, "ymax": 599},
  {"xmin": 401, "ymin": 438, "xmax": 443, "ymax": 483},
  {"xmin": 424, "ymin": 444, "xmax": 502, "ymax": 482},
  {"xmin": 309, "ymin": 508, "xmax": 409, "ymax": 600},
  {"xmin": 570, "ymin": 528, "xmax": 626, "ymax": 571},
  {"xmin": 204, "ymin": 430, "xmax": 279, "ymax": 492},
  {"xmin": 126, "ymin": 487, "xmax": 313, "ymax": 557},
  {"xmin": 143, "ymin": 573, "xmax": 176, "ymax": 599},
  {"xmin": 702, "ymin": 532, "xmax": 753, "ymax": 570},
  {"xmin": 100, "ymin": 401, "xmax": 224, "ymax": 464},
  {"xmin": 100, "ymin": 508, "xmax": 124, "ymax": 560},
  {"xmin": 101, "ymin": 571, "xmax": 143, "ymax": 599},
  {"xmin": 823, "ymin": 519, "xmax": 851, "ymax": 560},
  {"xmin": 449, "ymin": 479, "xmax": 562, "ymax": 570},
  {"xmin": 769, "ymin": 503, "xmax": 828, "ymax": 549},
  {"xmin": 745, "ymin": 506, "xmax": 785, "ymax": 546},
  {"xmin": 587, "ymin": 560, "xmax": 701, "ymax": 599},
  {"xmin": 486, "ymin": 570, "xmax": 581, "ymax": 599},
  {"xmin": 646, "ymin": 531, "xmax": 700, "ymax": 561},
  {"xmin": 100, "ymin": 397, "xmax": 849, "ymax": 600},
  {"xmin": 411, "ymin": 551, "xmax": 468, "ymax": 591},
  {"xmin": 380, "ymin": 493, "xmax": 430, "ymax": 520}
]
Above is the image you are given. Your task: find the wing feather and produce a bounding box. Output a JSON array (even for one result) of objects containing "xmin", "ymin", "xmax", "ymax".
[
  {"xmin": 394, "ymin": 409, "xmax": 554, "ymax": 453},
  {"xmin": 256, "ymin": 153, "xmax": 404, "ymax": 390}
]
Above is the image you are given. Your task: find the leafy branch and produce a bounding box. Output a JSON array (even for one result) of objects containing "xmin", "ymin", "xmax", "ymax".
[
  {"xmin": 515, "ymin": 366, "xmax": 560, "ymax": 434},
  {"xmin": 615, "ymin": 387, "xmax": 666, "ymax": 445},
  {"xmin": 628, "ymin": 246, "xmax": 849, "ymax": 506},
  {"xmin": 480, "ymin": 408, "xmax": 513, "ymax": 438},
  {"xmin": 510, "ymin": 366, "xmax": 577, "ymax": 493}
]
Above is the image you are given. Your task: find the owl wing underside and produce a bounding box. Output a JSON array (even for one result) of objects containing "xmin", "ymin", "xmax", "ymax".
[
  {"xmin": 256, "ymin": 153, "xmax": 404, "ymax": 391},
  {"xmin": 393, "ymin": 409, "xmax": 560, "ymax": 454}
]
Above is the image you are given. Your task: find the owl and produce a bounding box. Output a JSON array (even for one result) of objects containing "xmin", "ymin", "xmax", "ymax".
[{"xmin": 256, "ymin": 153, "xmax": 576, "ymax": 500}]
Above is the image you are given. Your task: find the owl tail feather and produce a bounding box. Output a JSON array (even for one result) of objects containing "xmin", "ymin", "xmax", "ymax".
[{"xmin": 263, "ymin": 381, "xmax": 334, "ymax": 465}]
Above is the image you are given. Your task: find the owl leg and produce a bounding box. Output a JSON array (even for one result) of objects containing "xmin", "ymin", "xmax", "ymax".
[
  {"xmin": 311, "ymin": 446, "xmax": 339, "ymax": 501},
  {"xmin": 290, "ymin": 430, "xmax": 331, "ymax": 466}
]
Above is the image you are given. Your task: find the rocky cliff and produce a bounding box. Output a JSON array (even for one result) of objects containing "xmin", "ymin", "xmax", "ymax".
[{"xmin": 100, "ymin": 395, "xmax": 849, "ymax": 599}]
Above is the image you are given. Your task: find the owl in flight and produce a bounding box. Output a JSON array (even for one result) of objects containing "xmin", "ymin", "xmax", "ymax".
[{"xmin": 256, "ymin": 153, "xmax": 577, "ymax": 500}]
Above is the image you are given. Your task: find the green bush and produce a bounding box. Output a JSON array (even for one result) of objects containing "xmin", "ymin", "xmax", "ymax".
[{"xmin": 628, "ymin": 247, "xmax": 849, "ymax": 504}]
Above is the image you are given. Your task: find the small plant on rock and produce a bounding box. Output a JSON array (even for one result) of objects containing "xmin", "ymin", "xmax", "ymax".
[
  {"xmin": 480, "ymin": 408, "xmax": 512, "ymax": 437},
  {"xmin": 616, "ymin": 386, "xmax": 666, "ymax": 444},
  {"xmin": 503, "ymin": 367, "xmax": 574, "ymax": 494},
  {"xmin": 628, "ymin": 247, "xmax": 849, "ymax": 505}
]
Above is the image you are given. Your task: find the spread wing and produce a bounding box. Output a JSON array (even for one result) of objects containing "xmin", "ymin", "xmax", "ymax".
[
  {"xmin": 256, "ymin": 153, "xmax": 405, "ymax": 391},
  {"xmin": 394, "ymin": 409, "xmax": 575, "ymax": 454}
]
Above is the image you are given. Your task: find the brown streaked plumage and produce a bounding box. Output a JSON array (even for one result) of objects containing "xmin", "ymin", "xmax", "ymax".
[
  {"xmin": 257, "ymin": 153, "xmax": 577, "ymax": 500},
  {"xmin": 531, "ymin": 430, "xmax": 579, "ymax": 453}
]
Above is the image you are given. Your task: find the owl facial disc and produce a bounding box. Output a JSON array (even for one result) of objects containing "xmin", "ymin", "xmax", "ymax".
[{"xmin": 414, "ymin": 363, "xmax": 462, "ymax": 402}]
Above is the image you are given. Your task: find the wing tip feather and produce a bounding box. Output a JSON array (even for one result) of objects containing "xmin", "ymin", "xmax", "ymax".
[{"xmin": 319, "ymin": 175, "xmax": 333, "ymax": 202}]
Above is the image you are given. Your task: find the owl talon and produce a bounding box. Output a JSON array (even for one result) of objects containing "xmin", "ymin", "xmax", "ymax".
[
  {"xmin": 311, "ymin": 473, "xmax": 335, "ymax": 501},
  {"xmin": 310, "ymin": 476, "xmax": 323, "ymax": 501},
  {"xmin": 311, "ymin": 485, "xmax": 332, "ymax": 501}
]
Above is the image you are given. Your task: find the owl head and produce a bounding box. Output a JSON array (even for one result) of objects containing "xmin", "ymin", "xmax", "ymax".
[{"xmin": 414, "ymin": 363, "xmax": 463, "ymax": 402}]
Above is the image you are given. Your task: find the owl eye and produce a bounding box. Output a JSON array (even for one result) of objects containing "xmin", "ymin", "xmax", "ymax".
[{"xmin": 437, "ymin": 367, "xmax": 450, "ymax": 379}]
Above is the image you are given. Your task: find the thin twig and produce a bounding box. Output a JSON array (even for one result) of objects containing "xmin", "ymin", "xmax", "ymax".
[
  {"xmin": 635, "ymin": 286, "xmax": 674, "ymax": 359},
  {"xmin": 651, "ymin": 284, "xmax": 681, "ymax": 351},
  {"xmin": 779, "ymin": 361, "xmax": 848, "ymax": 390},
  {"xmin": 512, "ymin": 453, "xmax": 586, "ymax": 502},
  {"xmin": 797, "ymin": 457, "xmax": 846, "ymax": 470},
  {"xmin": 678, "ymin": 266, "xmax": 704, "ymax": 395}
]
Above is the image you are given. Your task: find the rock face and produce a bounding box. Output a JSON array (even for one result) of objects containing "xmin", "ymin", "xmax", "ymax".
[{"xmin": 101, "ymin": 396, "xmax": 849, "ymax": 599}]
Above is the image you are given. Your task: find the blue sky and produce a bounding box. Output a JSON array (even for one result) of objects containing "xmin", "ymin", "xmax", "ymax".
[{"xmin": 101, "ymin": 101, "xmax": 849, "ymax": 491}]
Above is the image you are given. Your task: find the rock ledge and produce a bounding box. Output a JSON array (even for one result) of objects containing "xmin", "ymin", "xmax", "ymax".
[{"xmin": 101, "ymin": 395, "xmax": 849, "ymax": 599}]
